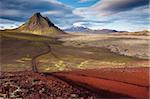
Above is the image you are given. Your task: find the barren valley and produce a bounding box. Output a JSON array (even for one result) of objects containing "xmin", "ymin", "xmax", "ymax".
[{"xmin": 0, "ymin": 13, "xmax": 149, "ymax": 99}]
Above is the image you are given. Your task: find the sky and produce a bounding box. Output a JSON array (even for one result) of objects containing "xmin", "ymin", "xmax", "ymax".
[{"xmin": 0, "ymin": 0, "xmax": 149, "ymax": 31}]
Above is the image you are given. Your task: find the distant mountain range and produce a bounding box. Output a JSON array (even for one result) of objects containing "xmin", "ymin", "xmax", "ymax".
[
  {"xmin": 6, "ymin": 13, "xmax": 65, "ymax": 36},
  {"xmin": 64, "ymin": 26, "xmax": 90, "ymax": 33},
  {"xmin": 64, "ymin": 26, "xmax": 126, "ymax": 34}
]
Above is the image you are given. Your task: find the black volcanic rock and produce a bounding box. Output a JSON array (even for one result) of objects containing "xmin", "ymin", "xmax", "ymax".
[{"xmin": 16, "ymin": 12, "xmax": 65, "ymax": 36}]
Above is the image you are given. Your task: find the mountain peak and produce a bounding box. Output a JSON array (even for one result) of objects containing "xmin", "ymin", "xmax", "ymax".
[
  {"xmin": 34, "ymin": 12, "xmax": 41, "ymax": 16},
  {"xmin": 16, "ymin": 12, "xmax": 65, "ymax": 36},
  {"xmin": 29, "ymin": 12, "xmax": 54, "ymax": 27},
  {"xmin": 31, "ymin": 13, "xmax": 44, "ymax": 21}
]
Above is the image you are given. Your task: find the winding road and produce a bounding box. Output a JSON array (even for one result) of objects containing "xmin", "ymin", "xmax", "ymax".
[{"xmin": 31, "ymin": 43, "xmax": 60, "ymax": 72}]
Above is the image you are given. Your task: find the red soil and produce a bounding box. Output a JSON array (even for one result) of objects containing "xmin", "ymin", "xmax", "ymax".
[
  {"xmin": 53, "ymin": 67, "xmax": 150, "ymax": 99},
  {"xmin": 1, "ymin": 67, "xmax": 149, "ymax": 98}
]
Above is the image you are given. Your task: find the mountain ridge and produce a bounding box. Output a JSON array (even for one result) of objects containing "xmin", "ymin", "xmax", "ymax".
[{"xmin": 64, "ymin": 26, "xmax": 126, "ymax": 34}]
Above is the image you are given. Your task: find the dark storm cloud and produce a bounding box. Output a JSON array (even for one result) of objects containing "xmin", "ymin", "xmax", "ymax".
[
  {"xmin": 0, "ymin": 0, "xmax": 65, "ymax": 12},
  {"xmin": 0, "ymin": 0, "xmax": 53, "ymax": 18},
  {"xmin": 101, "ymin": 0, "xmax": 149, "ymax": 12}
]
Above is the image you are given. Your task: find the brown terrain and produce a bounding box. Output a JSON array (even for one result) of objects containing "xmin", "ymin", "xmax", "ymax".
[{"xmin": 0, "ymin": 13, "xmax": 149, "ymax": 98}]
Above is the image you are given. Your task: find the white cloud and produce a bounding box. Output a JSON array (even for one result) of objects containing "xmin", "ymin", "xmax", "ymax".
[
  {"xmin": 44, "ymin": 0, "xmax": 63, "ymax": 4},
  {"xmin": 73, "ymin": 22, "xmax": 85, "ymax": 27},
  {"xmin": 73, "ymin": 19, "xmax": 149, "ymax": 31},
  {"xmin": 42, "ymin": 10, "xmax": 63, "ymax": 15},
  {"xmin": 0, "ymin": 18, "xmax": 23, "ymax": 30},
  {"xmin": 74, "ymin": 0, "xmax": 149, "ymax": 17}
]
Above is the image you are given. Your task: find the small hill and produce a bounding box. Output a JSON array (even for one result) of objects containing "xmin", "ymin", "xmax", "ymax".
[
  {"xmin": 113, "ymin": 30, "xmax": 150, "ymax": 36},
  {"xmin": 15, "ymin": 13, "xmax": 65, "ymax": 36},
  {"xmin": 129, "ymin": 30, "xmax": 150, "ymax": 36}
]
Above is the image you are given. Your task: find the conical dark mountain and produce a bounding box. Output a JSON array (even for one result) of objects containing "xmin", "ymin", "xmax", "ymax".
[{"xmin": 16, "ymin": 13, "xmax": 65, "ymax": 36}]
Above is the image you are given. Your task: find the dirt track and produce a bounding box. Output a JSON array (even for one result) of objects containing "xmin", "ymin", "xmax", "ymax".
[
  {"xmin": 31, "ymin": 44, "xmax": 51, "ymax": 72},
  {"xmin": 31, "ymin": 43, "xmax": 61, "ymax": 72}
]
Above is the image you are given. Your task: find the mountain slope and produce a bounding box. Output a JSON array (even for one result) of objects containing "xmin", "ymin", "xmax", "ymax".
[{"xmin": 16, "ymin": 13, "xmax": 65, "ymax": 36}]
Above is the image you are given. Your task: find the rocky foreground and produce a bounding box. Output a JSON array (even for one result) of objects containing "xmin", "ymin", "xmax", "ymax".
[
  {"xmin": 0, "ymin": 71, "xmax": 97, "ymax": 98},
  {"xmin": 0, "ymin": 67, "xmax": 149, "ymax": 99}
]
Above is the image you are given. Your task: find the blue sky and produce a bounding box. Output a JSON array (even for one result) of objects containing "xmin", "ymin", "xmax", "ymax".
[
  {"xmin": 0, "ymin": 0, "xmax": 149, "ymax": 31},
  {"xmin": 58, "ymin": 0, "xmax": 98, "ymax": 7}
]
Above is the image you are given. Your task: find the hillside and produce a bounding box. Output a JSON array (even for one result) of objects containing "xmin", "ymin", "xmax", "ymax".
[{"xmin": 12, "ymin": 13, "xmax": 65, "ymax": 36}]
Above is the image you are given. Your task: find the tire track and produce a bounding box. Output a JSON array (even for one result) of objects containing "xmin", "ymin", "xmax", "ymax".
[{"xmin": 31, "ymin": 43, "xmax": 60, "ymax": 72}]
